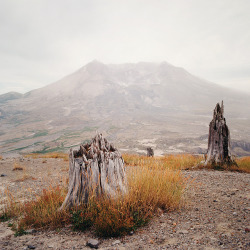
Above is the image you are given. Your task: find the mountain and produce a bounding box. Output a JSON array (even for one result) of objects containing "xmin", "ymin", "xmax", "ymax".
[
  {"xmin": 0, "ymin": 92, "xmax": 23, "ymax": 103},
  {"xmin": 0, "ymin": 61, "xmax": 250, "ymax": 156}
]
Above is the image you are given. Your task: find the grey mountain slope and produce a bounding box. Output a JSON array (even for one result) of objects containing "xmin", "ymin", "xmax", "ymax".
[
  {"xmin": 0, "ymin": 92, "xmax": 23, "ymax": 103},
  {"xmin": 0, "ymin": 61, "xmax": 249, "ymax": 155}
]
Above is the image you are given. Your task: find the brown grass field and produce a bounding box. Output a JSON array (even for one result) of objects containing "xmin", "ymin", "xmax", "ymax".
[
  {"xmin": 1, "ymin": 153, "xmax": 249, "ymax": 237},
  {"xmin": 123, "ymin": 154, "xmax": 250, "ymax": 173}
]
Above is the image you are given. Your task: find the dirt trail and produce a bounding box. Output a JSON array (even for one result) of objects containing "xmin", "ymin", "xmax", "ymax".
[{"xmin": 0, "ymin": 158, "xmax": 249, "ymax": 249}]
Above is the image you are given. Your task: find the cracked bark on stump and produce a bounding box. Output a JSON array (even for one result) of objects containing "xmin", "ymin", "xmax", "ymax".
[
  {"xmin": 205, "ymin": 101, "xmax": 235, "ymax": 166},
  {"xmin": 60, "ymin": 134, "xmax": 127, "ymax": 210}
]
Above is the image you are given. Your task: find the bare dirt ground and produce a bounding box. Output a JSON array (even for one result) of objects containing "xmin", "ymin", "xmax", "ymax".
[{"xmin": 0, "ymin": 157, "xmax": 249, "ymax": 250}]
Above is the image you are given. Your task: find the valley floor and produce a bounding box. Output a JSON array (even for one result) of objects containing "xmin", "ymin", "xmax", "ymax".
[{"xmin": 0, "ymin": 158, "xmax": 249, "ymax": 249}]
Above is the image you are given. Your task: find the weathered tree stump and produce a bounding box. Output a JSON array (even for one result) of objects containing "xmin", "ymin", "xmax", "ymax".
[
  {"xmin": 146, "ymin": 147, "xmax": 154, "ymax": 157},
  {"xmin": 205, "ymin": 101, "xmax": 235, "ymax": 166},
  {"xmin": 60, "ymin": 133, "xmax": 127, "ymax": 210}
]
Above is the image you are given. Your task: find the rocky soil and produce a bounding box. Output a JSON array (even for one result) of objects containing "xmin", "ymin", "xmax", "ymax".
[{"xmin": 0, "ymin": 157, "xmax": 249, "ymax": 249}]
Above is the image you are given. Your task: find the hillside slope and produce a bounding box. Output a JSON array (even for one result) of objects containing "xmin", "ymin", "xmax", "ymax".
[{"xmin": 0, "ymin": 61, "xmax": 249, "ymax": 155}]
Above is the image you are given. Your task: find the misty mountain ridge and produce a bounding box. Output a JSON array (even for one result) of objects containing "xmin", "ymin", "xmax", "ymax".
[
  {"xmin": 0, "ymin": 60, "xmax": 250, "ymax": 156},
  {"xmin": 0, "ymin": 92, "xmax": 23, "ymax": 103}
]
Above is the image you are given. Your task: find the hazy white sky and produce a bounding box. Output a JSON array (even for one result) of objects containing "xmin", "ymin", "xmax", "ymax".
[{"xmin": 0, "ymin": 0, "xmax": 250, "ymax": 94}]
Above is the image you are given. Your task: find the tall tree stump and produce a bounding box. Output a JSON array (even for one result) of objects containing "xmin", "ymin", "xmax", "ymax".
[
  {"xmin": 205, "ymin": 101, "xmax": 234, "ymax": 166},
  {"xmin": 60, "ymin": 134, "xmax": 127, "ymax": 210}
]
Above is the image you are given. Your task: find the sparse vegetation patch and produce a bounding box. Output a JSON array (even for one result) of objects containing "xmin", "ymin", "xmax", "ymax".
[
  {"xmin": 236, "ymin": 156, "xmax": 250, "ymax": 173},
  {"xmin": 123, "ymin": 153, "xmax": 203, "ymax": 170},
  {"xmin": 196, "ymin": 157, "xmax": 250, "ymax": 173},
  {"xmin": 25, "ymin": 152, "xmax": 69, "ymax": 161},
  {"xmin": 1, "ymin": 155, "xmax": 184, "ymax": 237},
  {"xmin": 2, "ymin": 153, "xmax": 248, "ymax": 239},
  {"xmin": 32, "ymin": 130, "xmax": 48, "ymax": 138},
  {"xmin": 12, "ymin": 162, "xmax": 24, "ymax": 171},
  {"xmin": 123, "ymin": 153, "xmax": 250, "ymax": 173}
]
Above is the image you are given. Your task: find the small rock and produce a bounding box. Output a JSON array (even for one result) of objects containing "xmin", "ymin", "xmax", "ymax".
[
  {"xmin": 233, "ymin": 212, "xmax": 237, "ymax": 216},
  {"xmin": 112, "ymin": 240, "xmax": 121, "ymax": 246},
  {"xmin": 157, "ymin": 207, "xmax": 164, "ymax": 215},
  {"xmin": 3, "ymin": 241, "xmax": 8, "ymax": 246},
  {"xmin": 244, "ymin": 207, "xmax": 250, "ymax": 211},
  {"xmin": 213, "ymin": 199, "xmax": 218, "ymax": 202},
  {"xmin": 210, "ymin": 237, "xmax": 218, "ymax": 242},
  {"xmin": 195, "ymin": 208, "xmax": 199, "ymax": 211},
  {"xmin": 245, "ymin": 227, "xmax": 250, "ymax": 233},
  {"xmin": 87, "ymin": 239, "xmax": 99, "ymax": 249},
  {"xmin": 26, "ymin": 229, "xmax": 37, "ymax": 234},
  {"xmin": 0, "ymin": 174, "xmax": 7, "ymax": 177},
  {"xmin": 177, "ymin": 230, "xmax": 189, "ymax": 234},
  {"xmin": 161, "ymin": 223, "xmax": 167, "ymax": 228},
  {"xmin": 231, "ymin": 188, "xmax": 239, "ymax": 193},
  {"xmin": 27, "ymin": 246, "xmax": 36, "ymax": 249},
  {"xmin": 129, "ymin": 231, "xmax": 134, "ymax": 235}
]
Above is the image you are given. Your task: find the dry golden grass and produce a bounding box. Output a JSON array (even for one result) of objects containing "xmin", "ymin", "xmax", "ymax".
[
  {"xmin": 5, "ymin": 153, "xmax": 248, "ymax": 236},
  {"xmin": 17, "ymin": 186, "xmax": 69, "ymax": 229},
  {"xmin": 1, "ymin": 155, "xmax": 184, "ymax": 237},
  {"xmin": 71, "ymin": 163, "xmax": 184, "ymax": 237},
  {"xmin": 231, "ymin": 157, "xmax": 250, "ymax": 173},
  {"xmin": 123, "ymin": 153, "xmax": 250, "ymax": 173},
  {"xmin": 123, "ymin": 153, "xmax": 203, "ymax": 170},
  {"xmin": 25, "ymin": 152, "xmax": 69, "ymax": 161},
  {"xmin": 194, "ymin": 162, "xmax": 250, "ymax": 173},
  {"xmin": 12, "ymin": 161, "xmax": 25, "ymax": 171},
  {"xmin": 0, "ymin": 155, "xmax": 3, "ymax": 160},
  {"xmin": 127, "ymin": 162, "xmax": 184, "ymax": 211},
  {"xmin": 0, "ymin": 189, "xmax": 24, "ymax": 221},
  {"xmin": 184, "ymin": 155, "xmax": 250, "ymax": 173},
  {"xmin": 14, "ymin": 173, "xmax": 36, "ymax": 182}
]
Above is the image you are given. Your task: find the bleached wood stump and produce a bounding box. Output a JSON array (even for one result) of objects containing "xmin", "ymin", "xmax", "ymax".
[
  {"xmin": 205, "ymin": 101, "xmax": 234, "ymax": 166},
  {"xmin": 60, "ymin": 134, "xmax": 127, "ymax": 210}
]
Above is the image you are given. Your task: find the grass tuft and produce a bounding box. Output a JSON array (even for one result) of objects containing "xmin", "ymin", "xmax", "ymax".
[
  {"xmin": 14, "ymin": 173, "xmax": 36, "ymax": 182},
  {"xmin": 193, "ymin": 157, "xmax": 250, "ymax": 173},
  {"xmin": 12, "ymin": 161, "xmax": 24, "ymax": 171},
  {"xmin": 17, "ymin": 186, "xmax": 69, "ymax": 229},
  {"xmin": 25, "ymin": 152, "xmax": 69, "ymax": 161},
  {"xmin": 235, "ymin": 157, "xmax": 250, "ymax": 173},
  {"xmin": 14, "ymin": 226, "xmax": 28, "ymax": 237},
  {"xmin": 0, "ymin": 189, "xmax": 23, "ymax": 222}
]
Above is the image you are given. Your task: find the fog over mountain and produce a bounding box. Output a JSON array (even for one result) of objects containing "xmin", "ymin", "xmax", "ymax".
[{"xmin": 0, "ymin": 61, "xmax": 250, "ymax": 156}]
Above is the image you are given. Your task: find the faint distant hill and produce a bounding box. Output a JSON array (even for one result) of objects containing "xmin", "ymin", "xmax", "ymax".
[
  {"xmin": 0, "ymin": 92, "xmax": 23, "ymax": 103},
  {"xmin": 0, "ymin": 61, "xmax": 250, "ymax": 156}
]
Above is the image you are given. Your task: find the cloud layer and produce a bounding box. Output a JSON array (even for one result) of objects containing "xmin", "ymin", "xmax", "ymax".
[{"xmin": 0, "ymin": 0, "xmax": 250, "ymax": 94}]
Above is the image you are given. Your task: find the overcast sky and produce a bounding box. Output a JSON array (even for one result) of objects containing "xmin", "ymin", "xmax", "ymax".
[{"xmin": 0, "ymin": 0, "xmax": 250, "ymax": 94}]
